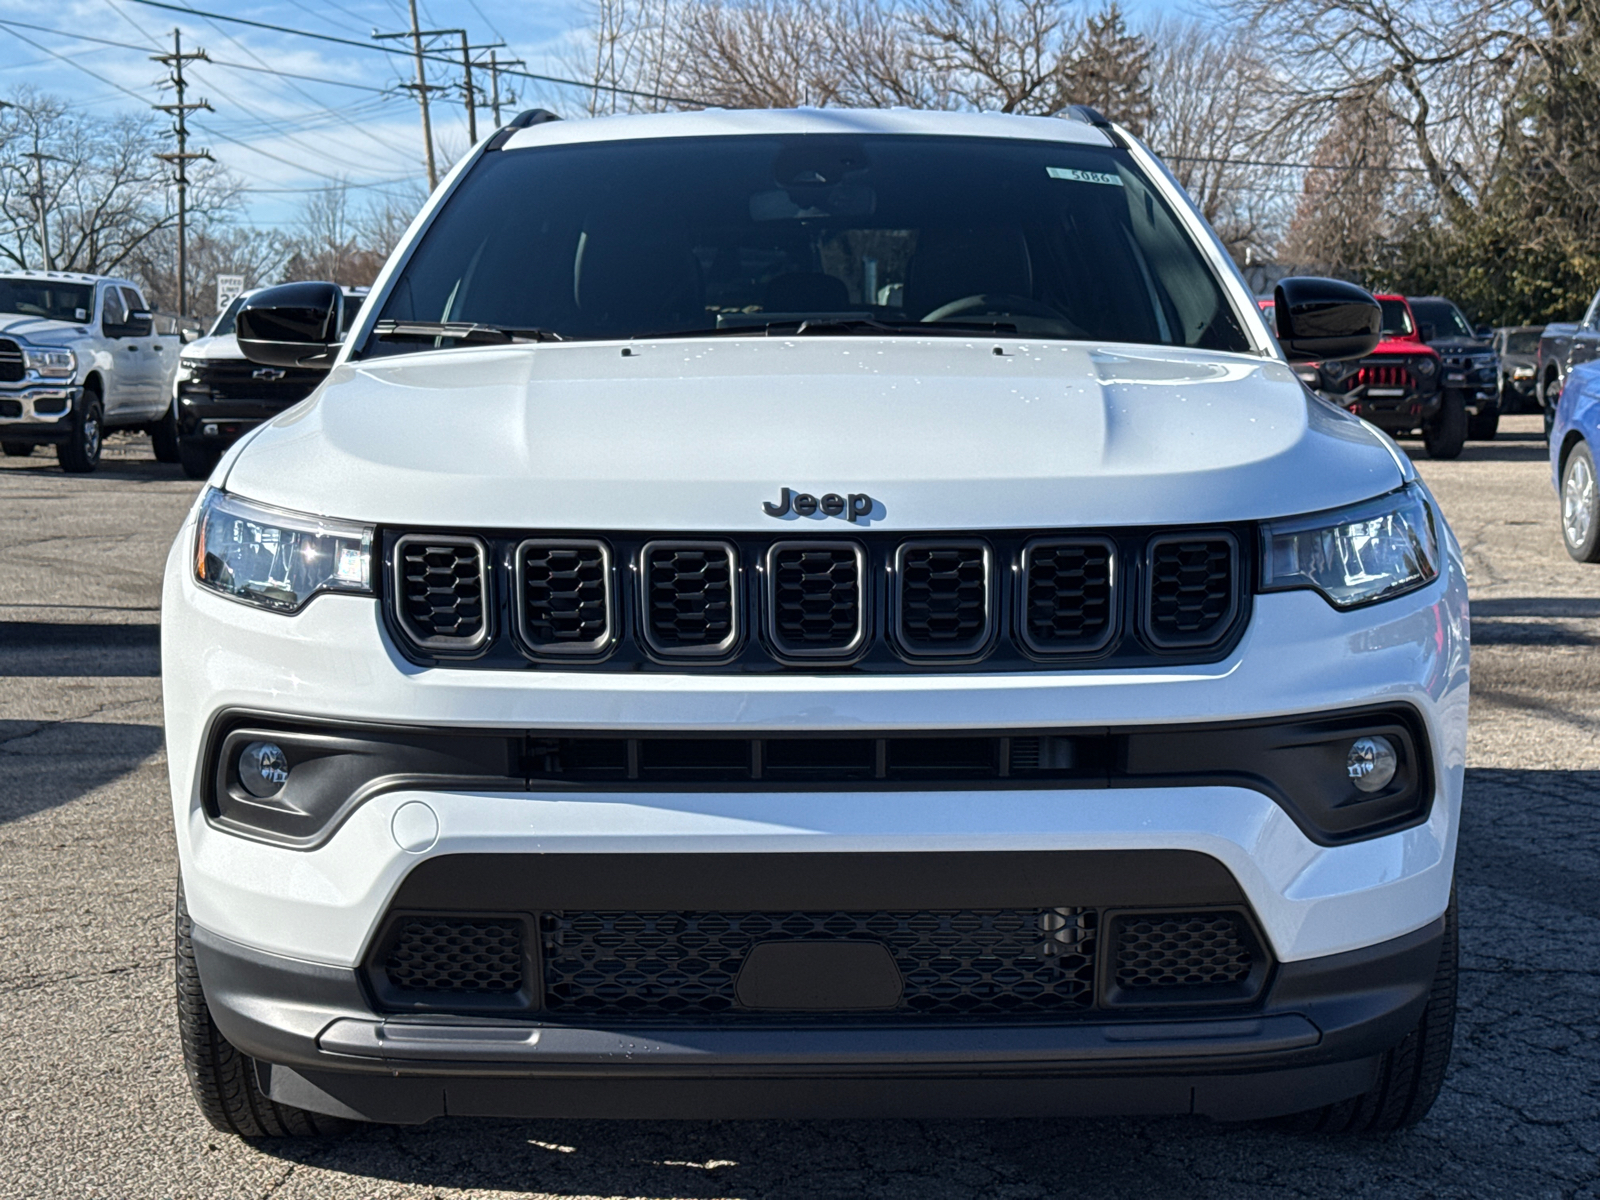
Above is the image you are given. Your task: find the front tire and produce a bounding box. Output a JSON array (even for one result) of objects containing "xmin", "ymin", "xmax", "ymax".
[
  {"xmin": 56, "ymin": 391, "xmax": 102, "ymax": 474},
  {"xmin": 1278, "ymin": 889, "xmax": 1458, "ymax": 1133},
  {"xmin": 1422, "ymin": 390, "xmax": 1467, "ymax": 459},
  {"xmin": 1467, "ymin": 400, "xmax": 1499, "ymax": 440},
  {"xmin": 1, "ymin": 441, "xmax": 33, "ymax": 457},
  {"xmin": 175, "ymin": 880, "xmax": 352, "ymax": 1138},
  {"xmin": 151, "ymin": 402, "xmax": 181, "ymax": 463},
  {"xmin": 178, "ymin": 440, "xmax": 220, "ymax": 481},
  {"xmin": 1561, "ymin": 442, "xmax": 1600, "ymax": 562}
]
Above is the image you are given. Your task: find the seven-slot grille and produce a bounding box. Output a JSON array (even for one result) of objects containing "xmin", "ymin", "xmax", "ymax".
[
  {"xmin": 766, "ymin": 541, "xmax": 866, "ymax": 659},
  {"xmin": 515, "ymin": 539, "xmax": 613, "ymax": 657},
  {"xmin": 1354, "ymin": 362, "xmax": 1416, "ymax": 389},
  {"xmin": 641, "ymin": 541, "xmax": 739, "ymax": 657},
  {"xmin": 894, "ymin": 542, "xmax": 992, "ymax": 657},
  {"xmin": 393, "ymin": 535, "xmax": 489, "ymax": 650},
  {"xmin": 0, "ymin": 339, "xmax": 23, "ymax": 384},
  {"xmin": 1143, "ymin": 535, "xmax": 1238, "ymax": 649},
  {"xmin": 1020, "ymin": 539, "xmax": 1115, "ymax": 654}
]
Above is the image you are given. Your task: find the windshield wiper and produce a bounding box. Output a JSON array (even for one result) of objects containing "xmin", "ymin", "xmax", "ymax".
[{"xmin": 372, "ymin": 319, "xmax": 563, "ymax": 344}]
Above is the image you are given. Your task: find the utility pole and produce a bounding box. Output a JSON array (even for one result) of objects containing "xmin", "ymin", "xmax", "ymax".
[
  {"xmin": 487, "ymin": 50, "xmax": 525, "ymax": 127},
  {"xmin": 377, "ymin": 18, "xmax": 505, "ymax": 176},
  {"xmin": 458, "ymin": 32, "xmax": 477, "ymax": 144},
  {"xmin": 21, "ymin": 142, "xmax": 66, "ymax": 272},
  {"xmin": 153, "ymin": 29, "xmax": 213, "ymax": 319}
]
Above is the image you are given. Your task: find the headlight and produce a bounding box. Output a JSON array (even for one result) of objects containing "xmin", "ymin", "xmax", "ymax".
[
  {"xmin": 175, "ymin": 358, "xmax": 201, "ymax": 383},
  {"xmin": 1321, "ymin": 359, "xmax": 1352, "ymax": 383},
  {"xmin": 1413, "ymin": 357, "xmax": 1437, "ymax": 377},
  {"xmin": 1261, "ymin": 483, "xmax": 1439, "ymax": 609},
  {"xmin": 194, "ymin": 489, "xmax": 373, "ymax": 613},
  {"xmin": 23, "ymin": 346, "xmax": 75, "ymax": 377}
]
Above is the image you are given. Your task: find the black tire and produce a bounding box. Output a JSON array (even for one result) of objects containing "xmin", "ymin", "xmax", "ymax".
[
  {"xmin": 55, "ymin": 390, "xmax": 102, "ymax": 474},
  {"xmin": 151, "ymin": 402, "xmax": 181, "ymax": 463},
  {"xmin": 175, "ymin": 880, "xmax": 353, "ymax": 1138},
  {"xmin": 178, "ymin": 440, "xmax": 220, "ymax": 481},
  {"xmin": 1422, "ymin": 390, "xmax": 1467, "ymax": 459},
  {"xmin": 1277, "ymin": 888, "xmax": 1458, "ymax": 1134},
  {"xmin": 1, "ymin": 441, "xmax": 32, "ymax": 457},
  {"xmin": 1467, "ymin": 401, "xmax": 1499, "ymax": 440},
  {"xmin": 1542, "ymin": 370, "xmax": 1563, "ymax": 442},
  {"xmin": 1560, "ymin": 441, "xmax": 1600, "ymax": 563}
]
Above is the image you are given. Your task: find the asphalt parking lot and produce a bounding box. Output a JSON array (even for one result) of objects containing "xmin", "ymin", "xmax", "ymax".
[{"xmin": 1, "ymin": 415, "xmax": 1597, "ymax": 1199}]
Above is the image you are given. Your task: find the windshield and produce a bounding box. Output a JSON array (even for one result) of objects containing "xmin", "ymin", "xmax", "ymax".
[
  {"xmin": 1505, "ymin": 330, "xmax": 1540, "ymax": 354},
  {"xmin": 0, "ymin": 277, "xmax": 93, "ymax": 323},
  {"xmin": 209, "ymin": 292, "xmax": 251, "ymax": 337},
  {"xmin": 1378, "ymin": 299, "xmax": 1413, "ymax": 337},
  {"xmin": 369, "ymin": 134, "xmax": 1251, "ymax": 353},
  {"xmin": 1409, "ymin": 299, "xmax": 1474, "ymax": 340}
]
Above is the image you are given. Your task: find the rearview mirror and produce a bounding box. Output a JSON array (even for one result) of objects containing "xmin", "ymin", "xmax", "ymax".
[
  {"xmin": 236, "ymin": 282, "xmax": 344, "ymax": 370},
  {"xmin": 1272, "ymin": 277, "xmax": 1382, "ymax": 363}
]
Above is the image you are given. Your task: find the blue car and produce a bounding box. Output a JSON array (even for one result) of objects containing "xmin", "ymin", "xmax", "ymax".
[{"xmin": 1551, "ymin": 358, "xmax": 1600, "ymax": 561}]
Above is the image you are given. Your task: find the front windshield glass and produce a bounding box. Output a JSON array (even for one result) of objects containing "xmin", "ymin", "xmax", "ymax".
[
  {"xmin": 1378, "ymin": 299, "xmax": 1413, "ymax": 337},
  {"xmin": 369, "ymin": 134, "xmax": 1251, "ymax": 353},
  {"xmin": 0, "ymin": 277, "xmax": 93, "ymax": 323},
  {"xmin": 209, "ymin": 292, "xmax": 250, "ymax": 337},
  {"xmin": 1505, "ymin": 330, "xmax": 1539, "ymax": 354},
  {"xmin": 1409, "ymin": 299, "xmax": 1474, "ymax": 340}
]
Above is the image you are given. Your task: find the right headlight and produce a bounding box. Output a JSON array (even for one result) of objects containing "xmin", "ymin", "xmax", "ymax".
[
  {"xmin": 1261, "ymin": 483, "xmax": 1439, "ymax": 609},
  {"xmin": 1414, "ymin": 357, "xmax": 1437, "ymax": 378},
  {"xmin": 194, "ymin": 488, "xmax": 373, "ymax": 613}
]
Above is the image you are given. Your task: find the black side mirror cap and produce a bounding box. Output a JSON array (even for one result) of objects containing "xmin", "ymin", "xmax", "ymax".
[
  {"xmin": 236, "ymin": 282, "xmax": 344, "ymax": 370},
  {"xmin": 1272, "ymin": 277, "xmax": 1382, "ymax": 363},
  {"xmin": 1475, "ymin": 325, "xmax": 1493, "ymax": 339},
  {"xmin": 108, "ymin": 312, "xmax": 154, "ymax": 338}
]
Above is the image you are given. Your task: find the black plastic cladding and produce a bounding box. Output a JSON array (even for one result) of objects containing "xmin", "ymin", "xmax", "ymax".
[{"xmin": 377, "ymin": 526, "xmax": 1254, "ymax": 673}]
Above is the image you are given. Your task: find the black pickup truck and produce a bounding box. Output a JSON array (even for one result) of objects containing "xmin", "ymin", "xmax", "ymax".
[
  {"xmin": 1408, "ymin": 296, "xmax": 1502, "ymax": 439},
  {"xmin": 1537, "ymin": 289, "xmax": 1600, "ymax": 437}
]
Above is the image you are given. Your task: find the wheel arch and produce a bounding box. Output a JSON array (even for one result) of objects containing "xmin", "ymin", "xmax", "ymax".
[
  {"xmin": 1559, "ymin": 429, "xmax": 1587, "ymax": 479},
  {"xmin": 81, "ymin": 370, "xmax": 105, "ymax": 400}
]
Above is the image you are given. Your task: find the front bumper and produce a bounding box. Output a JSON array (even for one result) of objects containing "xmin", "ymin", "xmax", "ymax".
[{"xmin": 0, "ymin": 385, "xmax": 80, "ymax": 443}]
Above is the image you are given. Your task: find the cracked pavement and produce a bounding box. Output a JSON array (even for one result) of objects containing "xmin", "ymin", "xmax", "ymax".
[{"xmin": 1, "ymin": 420, "xmax": 1597, "ymax": 1198}]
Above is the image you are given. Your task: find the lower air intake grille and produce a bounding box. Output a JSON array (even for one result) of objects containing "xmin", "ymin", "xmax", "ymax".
[
  {"xmin": 0, "ymin": 339, "xmax": 22, "ymax": 384},
  {"xmin": 541, "ymin": 908, "xmax": 1096, "ymax": 1019},
  {"xmin": 393, "ymin": 535, "xmax": 488, "ymax": 650},
  {"xmin": 767, "ymin": 542, "xmax": 864, "ymax": 658},
  {"xmin": 895, "ymin": 542, "xmax": 992, "ymax": 656},
  {"xmin": 1021, "ymin": 538, "xmax": 1115, "ymax": 654},
  {"xmin": 516, "ymin": 539, "xmax": 612, "ymax": 656},
  {"xmin": 0, "ymin": 399, "xmax": 20, "ymax": 418},
  {"xmin": 641, "ymin": 541, "xmax": 738, "ymax": 657},
  {"xmin": 1144, "ymin": 535, "xmax": 1237, "ymax": 648},
  {"xmin": 1113, "ymin": 912, "xmax": 1254, "ymax": 990},
  {"xmin": 383, "ymin": 917, "xmax": 525, "ymax": 994}
]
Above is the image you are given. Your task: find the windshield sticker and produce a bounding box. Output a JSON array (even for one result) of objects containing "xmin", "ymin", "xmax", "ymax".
[{"xmin": 1046, "ymin": 166, "xmax": 1124, "ymax": 186}]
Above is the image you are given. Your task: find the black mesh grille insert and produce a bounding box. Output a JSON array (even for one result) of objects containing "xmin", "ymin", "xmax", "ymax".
[
  {"xmin": 642, "ymin": 541, "xmax": 737, "ymax": 655},
  {"xmin": 0, "ymin": 399, "xmax": 20, "ymax": 418},
  {"xmin": 395, "ymin": 537, "xmax": 487, "ymax": 647},
  {"xmin": 1022, "ymin": 539, "xmax": 1115, "ymax": 653},
  {"xmin": 896, "ymin": 543, "xmax": 991, "ymax": 656},
  {"xmin": 0, "ymin": 339, "xmax": 22, "ymax": 384},
  {"xmin": 517, "ymin": 540, "xmax": 611, "ymax": 655},
  {"xmin": 1114, "ymin": 912, "xmax": 1253, "ymax": 989},
  {"xmin": 384, "ymin": 917, "xmax": 524, "ymax": 994},
  {"xmin": 540, "ymin": 908, "xmax": 1096, "ymax": 1019},
  {"xmin": 1145, "ymin": 536, "xmax": 1236, "ymax": 648},
  {"xmin": 767, "ymin": 543, "xmax": 864, "ymax": 657}
]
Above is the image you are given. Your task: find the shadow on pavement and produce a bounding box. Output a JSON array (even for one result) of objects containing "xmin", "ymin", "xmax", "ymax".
[
  {"xmin": 0, "ymin": 622, "xmax": 160, "ymax": 676},
  {"xmin": 0, "ymin": 718, "xmax": 165, "ymax": 823}
]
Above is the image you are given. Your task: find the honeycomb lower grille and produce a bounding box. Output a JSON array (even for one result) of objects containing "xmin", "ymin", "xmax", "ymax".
[
  {"xmin": 540, "ymin": 908, "xmax": 1096, "ymax": 1019},
  {"xmin": 516, "ymin": 539, "xmax": 612, "ymax": 656},
  {"xmin": 1144, "ymin": 535, "xmax": 1237, "ymax": 648},
  {"xmin": 896, "ymin": 542, "xmax": 992, "ymax": 656},
  {"xmin": 767, "ymin": 542, "xmax": 864, "ymax": 658},
  {"xmin": 1113, "ymin": 912, "xmax": 1254, "ymax": 990},
  {"xmin": 393, "ymin": 535, "xmax": 487, "ymax": 650},
  {"xmin": 641, "ymin": 541, "xmax": 738, "ymax": 657},
  {"xmin": 383, "ymin": 917, "xmax": 525, "ymax": 995},
  {"xmin": 1021, "ymin": 539, "xmax": 1115, "ymax": 654}
]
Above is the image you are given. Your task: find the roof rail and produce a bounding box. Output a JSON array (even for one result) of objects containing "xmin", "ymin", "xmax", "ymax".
[
  {"xmin": 487, "ymin": 109, "xmax": 561, "ymax": 151},
  {"xmin": 1063, "ymin": 105, "xmax": 1127, "ymax": 147}
]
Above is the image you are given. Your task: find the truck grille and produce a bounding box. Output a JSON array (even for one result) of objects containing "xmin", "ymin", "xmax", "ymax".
[
  {"xmin": 1144, "ymin": 535, "xmax": 1237, "ymax": 648},
  {"xmin": 0, "ymin": 339, "xmax": 22, "ymax": 384},
  {"xmin": 766, "ymin": 542, "xmax": 865, "ymax": 658},
  {"xmin": 895, "ymin": 542, "xmax": 992, "ymax": 657},
  {"xmin": 1020, "ymin": 538, "xmax": 1115, "ymax": 654},
  {"xmin": 641, "ymin": 541, "xmax": 738, "ymax": 657},
  {"xmin": 515, "ymin": 539, "xmax": 612, "ymax": 656},
  {"xmin": 393, "ymin": 535, "xmax": 488, "ymax": 650},
  {"xmin": 1355, "ymin": 363, "xmax": 1416, "ymax": 389}
]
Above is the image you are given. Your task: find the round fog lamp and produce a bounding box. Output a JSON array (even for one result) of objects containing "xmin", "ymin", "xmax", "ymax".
[
  {"xmin": 239, "ymin": 741, "xmax": 290, "ymax": 799},
  {"xmin": 1347, "ymin": 736, "xmax": 1398, "ymax": 794}
]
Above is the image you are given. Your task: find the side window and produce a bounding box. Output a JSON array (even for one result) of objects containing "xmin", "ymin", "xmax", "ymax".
[
  {"xmin": 1585, "ymin": 292, "xmax": 1600, "ymax": 332},
  {"xmin": 121, "ymin": 286, "xmax": 147, "ymax": 315},
  {"xmin": 101, "ymin": 286, "xmax": 128, "ymax": 331}
]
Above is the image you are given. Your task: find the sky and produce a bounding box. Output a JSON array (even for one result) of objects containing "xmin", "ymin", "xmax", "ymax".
[{"xmin": 0, "ymin": 0, "xmax": 1187, "ymax": 229}]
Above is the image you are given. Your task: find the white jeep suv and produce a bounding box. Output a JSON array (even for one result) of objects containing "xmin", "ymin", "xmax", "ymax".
[
  {"xmin": 0, "ymin": 271, "xmax": 180, "ymax": 471},
  {"xmin": 163, "ymin": 107, "xmax": 1468, "ymax": 1137}
]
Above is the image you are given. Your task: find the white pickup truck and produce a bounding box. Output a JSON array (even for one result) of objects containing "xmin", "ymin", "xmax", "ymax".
[{"xmin": 0, "ymin": 270, "xmax": 181, "ymax": 472}]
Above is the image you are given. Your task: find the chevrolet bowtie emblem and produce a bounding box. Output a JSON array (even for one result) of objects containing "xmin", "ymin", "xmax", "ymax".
[{"xmin": 251, "ymin": 367, "xmax": 287, "ymax": 381}]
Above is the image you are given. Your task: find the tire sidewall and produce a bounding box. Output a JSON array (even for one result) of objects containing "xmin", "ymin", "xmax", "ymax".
[{"xmin": 1561, "ymin": 442, "xmax": 1600, "ymax": 561}]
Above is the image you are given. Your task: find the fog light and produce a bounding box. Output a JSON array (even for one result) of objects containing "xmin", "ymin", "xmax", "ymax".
[
  {"xmin": 239, "ymin": 740, "xmax": 290, "ymax": 799},
  {"xmin": 1347, "ymin": 736, "xmax": 1397, "ymax": 793}
]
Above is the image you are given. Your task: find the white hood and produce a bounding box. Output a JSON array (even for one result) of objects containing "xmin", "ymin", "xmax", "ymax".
[
  {"xmin": 0, "ymin": 313, "xmax": 94, "ymax": 346},
  {"xmin": 223, "ymin": 338, "xmax": 1406, "ymax": 530},
  {"xmin": 180, "ymin": 332, "xmax": 243, "ymax": 362}
]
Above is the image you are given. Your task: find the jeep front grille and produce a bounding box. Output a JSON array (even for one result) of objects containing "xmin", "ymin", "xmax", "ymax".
[
  {"xmin": 1355, "ymin": 363, "xmax": 1416, "ymax": 389},
  {"xmin": 0, "ymin": 339, "xmax": 22, "ymax": 384},
  {"xmin": 1020, "ymin": 538, "xmax": 1116, "ymax": 654},
  {"xmin": 515, "ymin": 539, "xmax": 612, "ymax": 657},
  {"xmin": 1144, "ymin": 535, "xmax": 1238, "ymax": 649},
  {"xmin": 766, "ymin": 541, "xmax": 865, "ymax": 659},
  {"xmin": 894, "ymin": 541, "xmax": 992, "ymax": 657},
  {"xmin": 392, "ymin": 535, "xmax": 489, "ymax": 651},
  {"xmin": 641, "ymin": 541, "xmax": 739, "ymax": 657}
]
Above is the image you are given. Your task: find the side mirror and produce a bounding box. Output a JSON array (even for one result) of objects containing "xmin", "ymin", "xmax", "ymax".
[
  {"xmin": 236, "ymin": 282, "xmax": 343, "ymax": 370},
  {"xmin": 1419, "ymin": 322, "xmax": 1436, "ymax": 343},
  {"xmin": 1272, "ymin": 277, "xmax": 1381, "ymax": 363},
  {"xmin": 106, "ymin": 311, "xmax": 153, "ymax": 339},
  {"xmin": 1475, "ymin": 325, "xmax": 1492, "ymax": 339}
]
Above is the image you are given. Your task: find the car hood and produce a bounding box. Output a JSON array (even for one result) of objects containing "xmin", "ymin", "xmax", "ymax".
[
  {"xmin": 0, "ymin": 313, "xmax": 95, "ymax": 345},
  {"xmin": 1369, "ymin": 338, "xmax": 1436, "ymax": 357},
  {"xmin": 223, "ymin": 339, "xmax": 1407, "ymax": 531},
  {"xmin": 1427, "ymin": 338, "xmax": 1493, "ymax": 356},
  {"xmin": 179, "ymin": 333, "xmax": 243, "ymax": 362}
]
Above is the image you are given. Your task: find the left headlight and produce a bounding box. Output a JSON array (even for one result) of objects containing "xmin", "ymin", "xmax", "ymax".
[
  {"xmin": 194, "ymin": 489, "xmax": 373, "ymax": 613},
  {"xmin": 1261, "ymin": 483, "xmax": 1439, "ymax": 610},
  {"xmin": 24, "ymin": 346, "xmax": 75, "ymax": 377}
]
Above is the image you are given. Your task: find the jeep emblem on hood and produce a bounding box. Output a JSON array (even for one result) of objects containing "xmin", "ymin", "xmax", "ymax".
[{"xmin": 763, "ymin": 487, "xmax": 873, "ymax": 522}]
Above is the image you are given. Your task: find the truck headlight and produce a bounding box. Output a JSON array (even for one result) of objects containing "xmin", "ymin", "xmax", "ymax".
[
  {"xmin": 24, "ymin": 346, "xmax": 75, "ymax": 377},
  {"xmin": 194, "ymin": 489, "xmax": 373, "ymax": 613},
  {"xmin": 1261, "ymin": 483, "xmax": 1439, "ymax": 609},
  {"xmin": 175, "ymin": 358, "xmax": 200, "ymax": 383},
  {"xmin": 1413, "ymin": 357, "xmax": 1437, "ymax": 378}
]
